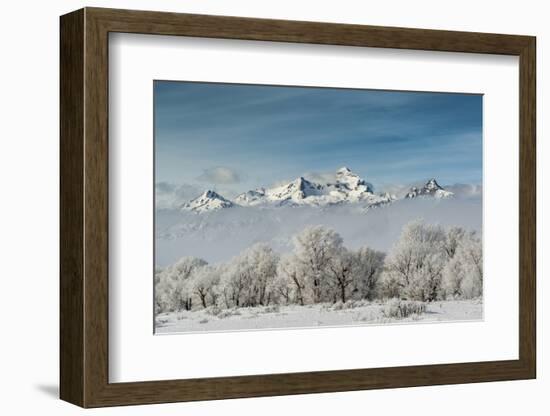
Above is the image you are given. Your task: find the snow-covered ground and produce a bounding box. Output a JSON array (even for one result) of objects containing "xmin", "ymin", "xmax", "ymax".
[{"xmin": 155, "ymin": 299, "xmax": 483, "ymax": 334}]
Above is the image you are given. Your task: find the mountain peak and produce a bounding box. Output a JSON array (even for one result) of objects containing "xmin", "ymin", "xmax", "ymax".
[
  {"xmin": 201, "ymin": 190, "xmax": 224, "ymax": 199},
  {"xmin": 292, "ymin": 176, "xmax": 318, "ymax": 191},
  {"xmin": 337, "ymin": 166, "xmax": 352, "ymax": 175},
  {"xmin": 334, "ymin": 167, "xmax": 373, "ymax": 193},
  {"xmin": 182, "ymin": 190, "xmax": 234, "ymax": 213},
  {"xmin": 425, "ymin": 178, "xmax": 442, "ymax": 191},
  {"xmin": 405, "ymin": 179, "xmax": 453, "ymax": 199}
]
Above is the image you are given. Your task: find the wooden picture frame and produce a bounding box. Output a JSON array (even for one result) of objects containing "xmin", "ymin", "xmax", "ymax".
[{"xmin": 60, "ymin": 7, "xmax": 536, "ymax": 408}]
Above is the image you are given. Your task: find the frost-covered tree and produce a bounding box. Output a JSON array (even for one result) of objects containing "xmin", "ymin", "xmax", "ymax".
[
  {"xmin": 351, "ymin": 247, "xmax": 386, "ymax": 300},
  {"xmin": 275, "ymin": 254, "xmax": 308, "ymax": 305},
  {"xmin": 292, "ymin": 225, "xmax": 344, "ymax": 303},
  {"xmin": 406, "ymin": 251, "xmax": 446, "ymax": 301},
  {"xmin": 326, "ymin": 248, "xmax": 357, "ymax": 303},
  {"xmin": 381, "ymin": 220, "xmax": 446, "ymax": 301},
  {"xmin": 155, "ymin": 256, "xmax": 207, "ymax": 312},
  {"xmin": 218, "ymin": 255, "xmax": 250, "ymax": 308},
  {"xmin": 218, "ymin": 243, "xmax": 279, "ymax": 308},
  {"xmin": 443, "ymin": 226, "xmax": 466, "ymax": 259},
  {"xmin": 442, "ymin": 232, "xmax": 482, "ymax": 299},
  {"xmin": 190, "ymin": 264, "xmax": 221, "ymax": 308},
  {"xmin": 442, "ymin": 253, "xmax": 464, "ymax": 298},
  {"xmin": 378, "ymin": 273, "xmax": 402, "ymax": 300},
  {"xmin": 459, "ymin": 235, "xmax": 483, "ymax": 298},
  {"xmin": 154, "ymin": 267, "xmax": 164, "ymax": 314},
  {"xmin": 270, "ymin": 272, "xmax": 292, "ymax": 305},
  {"xmin": 245, "ymin": 243, "xmax": 279, "ymax": 306}
]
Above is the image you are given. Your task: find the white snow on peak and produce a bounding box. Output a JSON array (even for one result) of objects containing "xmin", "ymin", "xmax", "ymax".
[
  {"xmin": 233, "ymin": 188, "xmax": 266, "ymax": 206},
  {"xmin": 425, "ymin": 178, "xmax": 441, "ymax": 191},
  {"xmin": 181, "ymin": 190, "xmax": 234, "ymax": 213},
  {"xmin": 336, "ymin": 166, "xmax": 352, "ymax": 175},
  {"xmin": 235, "ymin": 167, "xmax": 384, "ymax": 208},
  {"xmin": 405, "ymin": 178, "xmax": 454, "ymax": 199},
  {"xmin": 335, "ymin": 166, "xmax": 373, "ymax": 192},
  {"xmin": 267, "ymin": 177, "xmax": 324, "ymax": 204}
]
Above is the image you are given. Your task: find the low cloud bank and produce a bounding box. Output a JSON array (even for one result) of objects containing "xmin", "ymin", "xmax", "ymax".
[{"xmin": 155, "ymin": 196, "xmax": 482, "ymax": 266}]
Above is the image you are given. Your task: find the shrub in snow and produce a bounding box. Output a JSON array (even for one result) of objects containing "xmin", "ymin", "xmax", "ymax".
[
  {"xmin": 217, "ymin": 308, "xmax": 242, "ymax": 319},
  {"xmin": 331, "ymin": 299, "xmax": 367, "ymax": 311},
  {"xmin": 263, "ymin": 305, "xmax": 280, "ymax": 313},
  {"xmin": 204, "ymin": 305, "xmax": 222, "ymax": 316},
  {"xmin": 382, "ymin": 298, "xmax": 427, "ymax": 319},
  {"xmin": 344, "ymin": 299, "xmax": 371, "ymax": 309},
  {"xmin": 157, "ymin": 317, "xmax": 169, "ymax": 325},
  {"xmin": 332, "ymin": 301, "xmax": 344, "ymax": 311},
  {"xmin": 176, "ymin": 312, "xmax": 188, "ymax": 321}
]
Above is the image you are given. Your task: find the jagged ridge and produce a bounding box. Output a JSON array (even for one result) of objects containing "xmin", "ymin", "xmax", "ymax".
[
  {"xmin": 234, "ymin": 166, "xmax": 381, "ymax": 207},
  {"xmin": 405, "ymin": 178, "xmax": 454, "ymax": 199},
  {"xmin": 181, "ymin": 169, "xmax": 453, "ymax": 213}
]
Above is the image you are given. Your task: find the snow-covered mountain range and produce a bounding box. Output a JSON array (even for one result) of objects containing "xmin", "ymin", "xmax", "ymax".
[{"xmin": 181, "ymin": 167, "xmax": 453, "ymax": 213}]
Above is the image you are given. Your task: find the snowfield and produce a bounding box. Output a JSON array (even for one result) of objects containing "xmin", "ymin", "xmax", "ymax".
[{"xmin": 155, "ymin": 299, "xmax": 483, "ymax": 334}]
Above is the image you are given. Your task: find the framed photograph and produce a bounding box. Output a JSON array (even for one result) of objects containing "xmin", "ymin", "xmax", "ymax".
[{"xmin": 60, "ymin": 7, "xmax": 536, "ymax": 408}]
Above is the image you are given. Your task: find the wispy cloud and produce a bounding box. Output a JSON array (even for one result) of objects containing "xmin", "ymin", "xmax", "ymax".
[
  {"xmin": 155, "ymin": 182, "xmax": 202, "ymax": 209},
  {"xmin": 196, "ymin": 166, "xmax": 242, "ymax": 184}
]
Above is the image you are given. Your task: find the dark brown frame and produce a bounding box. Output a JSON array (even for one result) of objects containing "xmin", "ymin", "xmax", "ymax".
[{"xmin": 60, "ymin": 7, "xmax": 536, "ymax": 408}]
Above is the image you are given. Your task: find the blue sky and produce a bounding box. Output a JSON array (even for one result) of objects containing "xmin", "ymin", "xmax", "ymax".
[{"xmin": 154, "ymin": 81, "xmax": 482, "ymax": 198}]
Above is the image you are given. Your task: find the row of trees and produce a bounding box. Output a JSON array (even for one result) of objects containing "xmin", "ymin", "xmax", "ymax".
[
  {"xmin": 380, "ymin": 222, "xmax": 482, "ymax": 302},
  {"xmin": 155, "ymin": 221, "xmax": 482, "ymax": 314}
]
